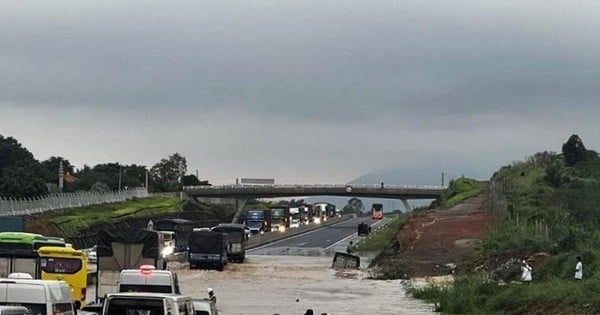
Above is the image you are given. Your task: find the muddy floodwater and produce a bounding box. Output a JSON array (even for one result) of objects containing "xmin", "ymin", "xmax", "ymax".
[{"xmin": 170, "ymin": 254, "xmax": 436, "ymax": 315}]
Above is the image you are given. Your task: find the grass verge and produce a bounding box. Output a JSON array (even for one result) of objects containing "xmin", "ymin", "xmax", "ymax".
[{"xmin": 45, "ymin": 197, "xmax": 184, "ymax": 235}]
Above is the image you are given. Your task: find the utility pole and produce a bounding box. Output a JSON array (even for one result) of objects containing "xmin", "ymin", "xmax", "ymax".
[
  {"xmin": 441, "ymin": 172, "xmax": 446, "ymax": 187},
  {"xmin": 145, "ymin": 170, "xmax": 149, "ymax": 192}
]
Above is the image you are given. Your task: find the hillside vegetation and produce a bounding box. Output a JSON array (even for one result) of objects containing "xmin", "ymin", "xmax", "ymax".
[
  {"xmin": 410, "ymin": 135, "xmax": 600, "ymax": 314},
  {"xmin": 29, "ymin": 197, "xmax": 184, "ymax": 237},
  {"xmin": 441, "ymin": 177, "xmax": 485, "ymax": 208}
]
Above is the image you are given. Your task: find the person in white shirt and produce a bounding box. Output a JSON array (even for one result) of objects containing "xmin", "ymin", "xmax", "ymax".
[
  {"xmin": 574, "ymin": 256, "xmax": 583, "ymax": 280},
  {"xmin": 521, "ymin": 260, "xmax": 532, "ymax": 283}
]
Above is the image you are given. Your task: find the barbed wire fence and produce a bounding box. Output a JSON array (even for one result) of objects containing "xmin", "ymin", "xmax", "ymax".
[{"xmin": 0, "ymin": 188, "xmax": 149, "ymax": 217}]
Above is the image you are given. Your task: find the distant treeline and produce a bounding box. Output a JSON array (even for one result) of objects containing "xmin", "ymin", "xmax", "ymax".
[{"xmin": 0, "ymin": 134, "xmax": 209, "ymax": 198}]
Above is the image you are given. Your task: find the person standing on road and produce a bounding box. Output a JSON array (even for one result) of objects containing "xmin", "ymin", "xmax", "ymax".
[
  {"xmin": 346, "ymin": 241, "xmax": 354, "ymax": 254},
  {"xmin": 574, "ymin": 256, "xmax": 583, "ymax": 280},
  {"xmin": 207, "ymin": 287, "xmax": 217, "ymax": 304},
  {"xmin": 520, "ymin": 260, "xmax": 532, "ymax": 283}
]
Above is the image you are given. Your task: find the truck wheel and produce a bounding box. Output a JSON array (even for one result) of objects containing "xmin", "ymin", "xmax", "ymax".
[{"xmin": 190, "ymin": 264, "xmax": 196, "ymax": 269}]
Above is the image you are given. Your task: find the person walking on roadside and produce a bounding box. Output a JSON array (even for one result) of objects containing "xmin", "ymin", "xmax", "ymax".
[
  {"xmin": 520, "ymin": 260, "xmax": 532, "ymax": 283},
  {"xmin": 346, "ymin": 241, "xmax": 354, "ymax": 254},
  {"xmin": 574, "ymin": 256, "xmax": 583, "ymax": 280}
]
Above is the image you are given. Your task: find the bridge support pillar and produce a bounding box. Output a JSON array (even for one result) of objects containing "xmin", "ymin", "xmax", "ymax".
[
  {"xmin": 400, "ymin": 199, "xmax": 412, "ymax": 212},
  {"xmin": 231, "ymin": 198, "xmax": 249, "ymax": 223}
]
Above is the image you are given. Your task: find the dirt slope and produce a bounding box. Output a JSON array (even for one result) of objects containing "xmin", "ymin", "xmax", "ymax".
[{"xmin": 396, "ymin": 195, "xmax": 489, "ymax": 277}]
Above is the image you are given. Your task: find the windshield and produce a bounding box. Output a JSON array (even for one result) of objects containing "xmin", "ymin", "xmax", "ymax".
[
  {"xmin": 13, "ymin": 258, "xmax": 38, "ymax": 275},
  {"xmin": 271, "ymin": 209, "xmax": 285, "ymax": 223},
  {"xmin": 246, "ymin": 221, "xmax": 262, "ymax": 228},
  {"xmin": 40, "ymin": 257, "xmax": 82, "ymax": 274}
]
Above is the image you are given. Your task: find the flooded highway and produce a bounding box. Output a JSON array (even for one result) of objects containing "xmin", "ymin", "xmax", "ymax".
[{"xmin": 87, "ymin": 218, "xmax": 436, "ymax": 314}]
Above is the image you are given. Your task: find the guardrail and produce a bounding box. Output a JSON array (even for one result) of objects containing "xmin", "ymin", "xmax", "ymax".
[{"xmin": 0, "ymin": 188, "xmax": 148, "ymax": 217}]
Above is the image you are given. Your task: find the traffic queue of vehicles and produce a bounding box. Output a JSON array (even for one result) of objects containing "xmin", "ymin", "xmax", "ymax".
[{"xmin": 242, "ymin": 202, "xmax": 340, "ymax": 235}]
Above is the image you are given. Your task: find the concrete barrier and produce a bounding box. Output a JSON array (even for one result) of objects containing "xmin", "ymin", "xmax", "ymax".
[{"xmin": 246, "ymin": 214, "xmax": 353, "ymax": 249}]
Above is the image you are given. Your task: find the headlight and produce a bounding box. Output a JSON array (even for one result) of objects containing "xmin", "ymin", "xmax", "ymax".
[
  {"xmin": 279, "ymin": 226, "xmax": 286, "ymax": 232},
  {"xmin": 314, "ymin": 218, "xmax": 321, "ymax": 224}
]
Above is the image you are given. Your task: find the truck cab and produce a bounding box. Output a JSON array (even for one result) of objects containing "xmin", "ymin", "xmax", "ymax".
[{"xmin": 118, "ymin": 265, "xmax": 181, "ymax": 294}]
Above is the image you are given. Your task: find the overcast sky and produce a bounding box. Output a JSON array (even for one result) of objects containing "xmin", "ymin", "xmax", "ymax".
[{"xmin": 2, "ymin": 0, "xmax": 600, "ymax": 185}]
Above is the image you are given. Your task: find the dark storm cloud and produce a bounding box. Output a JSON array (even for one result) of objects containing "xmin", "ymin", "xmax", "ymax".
[{"xmin": 2, "ymin": 0, "xmax": 600, "ymax": 122}]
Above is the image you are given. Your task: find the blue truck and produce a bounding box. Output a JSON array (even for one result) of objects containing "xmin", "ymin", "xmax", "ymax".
[
  {"xmin": 244, "ymin": 210, "xmax": 269, "ymax": 235},
  {"xmin": 188, "ymin": 229, "xmax": 228, "ymax": 271}
]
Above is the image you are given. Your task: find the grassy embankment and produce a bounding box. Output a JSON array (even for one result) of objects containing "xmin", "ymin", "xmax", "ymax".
[
  {"xmin": 409, "ymin": 141, "xmax": 600, "ymax": 314},
  {"xmin": 441, "ymin": 177, "xmax": 485, "ymax": 208},
  {"xmin": 43, "ymin": 197, "xmax": 184, "ymax": 237}
]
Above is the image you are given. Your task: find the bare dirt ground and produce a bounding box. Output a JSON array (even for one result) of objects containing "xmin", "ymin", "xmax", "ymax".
[{"xmin": 396, "ymin": 195, "xmax": 489, "ymax": 277}]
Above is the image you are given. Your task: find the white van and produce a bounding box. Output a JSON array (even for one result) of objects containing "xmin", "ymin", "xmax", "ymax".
[
  {"xmin": 0, "ymin": 306, "xmax": 29, "ymax": 315},
  {"xmin": 103, "ymin": 292, "xmax": 193, "ymax": 315},
  {"xmin": 117, "ymin": 265, "xmax": 180, "ymax": 294},
  {"xmin": 0, "ymin": 278, "xmax": 75, "ymax": 315}
]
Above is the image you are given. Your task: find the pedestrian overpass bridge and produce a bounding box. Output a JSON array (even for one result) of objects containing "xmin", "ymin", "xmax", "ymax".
[{"xmin": 183, "ymin": 184, "xmax": 446, "ymax": 222}]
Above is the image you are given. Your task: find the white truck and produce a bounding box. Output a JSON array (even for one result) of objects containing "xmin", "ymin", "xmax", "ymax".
[
  {"xmin": 289, "ymin": 207, "xmax": 301, "ymax": 228},
  {"xmin": 102, "ymin": 292, "xmax": 193, "ymax": 315}
]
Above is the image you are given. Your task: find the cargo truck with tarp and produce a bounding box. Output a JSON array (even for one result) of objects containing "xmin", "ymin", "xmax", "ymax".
[
  {"xmin": 188, "ymin": 230, "xmax": 228, "ymax": 271},
  {"xmin": 95, "ymin": 229, "xmax": 167, "ymax": 303},
  {"xmin": 210, "ymin": 223, "xmax": 247, "ymax": 263}
]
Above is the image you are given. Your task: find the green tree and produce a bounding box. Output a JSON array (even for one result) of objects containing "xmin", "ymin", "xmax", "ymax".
[
  {"xmin": 0, "ymin": 135, "xmax": 48, "ymax": 197},
  {"xmin": 545, "ymin": 160, "xmax": 568, "ymax": 188},
  {"xmin": 343, "ymin": 197, "xmax": 364, "ymax": 214},
  {"xmin": 150, "ymin": 153, "xmax": 187, "ymax": 192},
  {"xmin": 0, "ymin": 161, "xmax": 48, "ymax": 198},
  {"xmin": 40, "ymin": 156, "xmax": 75, "ymax": 183},
  {"xmin": 562, "ymin": 134, "xmax": 589, "ymax": 167},
  {"xmin": 72, "ymin": 165, "xmax": 110, "ymax": 191}
]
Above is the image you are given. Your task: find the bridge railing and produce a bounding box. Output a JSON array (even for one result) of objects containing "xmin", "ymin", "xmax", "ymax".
[
  {"xmin": 0, "ymin": 188, "xmax": 148, "ymax": 217},
  {"xmin": 183, "ymin": 184, "xmax": 447, "ymax": 190}
]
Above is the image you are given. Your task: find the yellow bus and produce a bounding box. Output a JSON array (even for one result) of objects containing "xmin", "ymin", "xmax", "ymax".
[{"xmin": 38, "ymin": 246, "xmax": 88, "ymax": 308}]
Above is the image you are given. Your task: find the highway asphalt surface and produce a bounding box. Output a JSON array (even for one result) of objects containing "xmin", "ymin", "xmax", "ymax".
[{"xmin": 248, "ymin": 216, "xmax": 387, "ymax": 255}]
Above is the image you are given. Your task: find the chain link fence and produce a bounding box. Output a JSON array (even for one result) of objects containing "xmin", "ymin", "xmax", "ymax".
[{"xmin": 0, "ymin": 188, "xmax": 149, "ymax": 217}]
